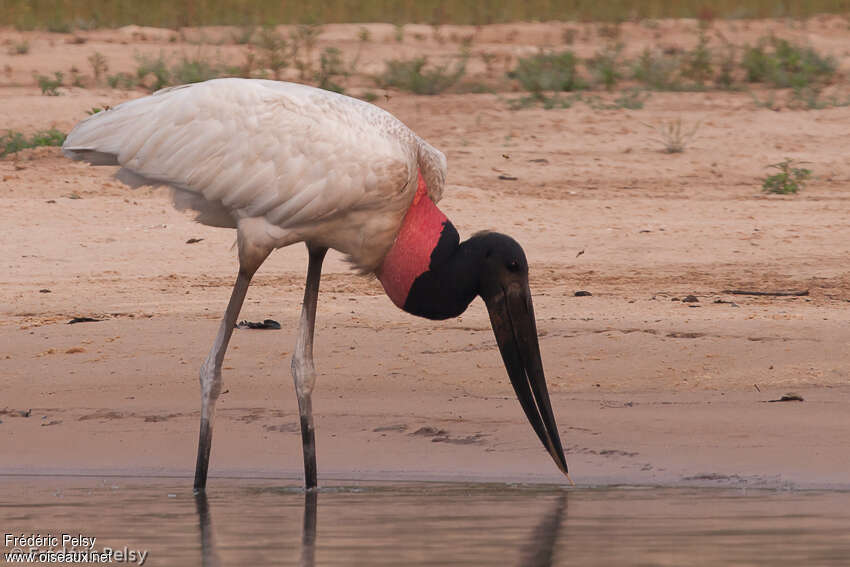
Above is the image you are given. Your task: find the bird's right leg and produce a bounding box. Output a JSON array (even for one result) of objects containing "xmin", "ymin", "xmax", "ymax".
[
  {"xmin": 292, "ymin": 244, "xmax": 327, "ymax": 490},
  {"xmin": 194, "ymin": 243, "xmax": 270, "ymax": 493}
]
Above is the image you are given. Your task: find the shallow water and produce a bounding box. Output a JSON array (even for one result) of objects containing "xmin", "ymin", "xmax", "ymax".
[{"xmin": 3, "ymin": 477, "xmax": 850, "ymax": 566}]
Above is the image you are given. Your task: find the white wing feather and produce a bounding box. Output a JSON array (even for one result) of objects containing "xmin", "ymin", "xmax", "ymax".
[{"xmin": 63, "ymin": 79, "xmax": 446, "ymax": 239}]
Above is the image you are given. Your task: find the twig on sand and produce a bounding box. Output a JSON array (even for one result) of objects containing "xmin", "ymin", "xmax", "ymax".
[{"xmin": 722, "ymin": 289, "xmax": 809, "ymax": 297}]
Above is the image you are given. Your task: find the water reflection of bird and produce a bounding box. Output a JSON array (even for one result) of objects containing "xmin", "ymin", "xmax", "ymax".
[
  {"xmin": 63, "ymin": 78, "xmax": 569, "ymax": 491},
  {"xmin": 194, "ymin": 493, "xmax": 221, "ymax": 567},
  {"xmin": 517, "ymin": 493, "xmax": 568, "ymax": 567},
  {"xmin": 194, "ymin": 488, "xmax": 565, "ymax": 567}
]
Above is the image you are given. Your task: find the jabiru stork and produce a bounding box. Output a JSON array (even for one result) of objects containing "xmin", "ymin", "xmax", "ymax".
[{"xmin": 62, "ymin": 78, "xmax": 569, "ymax": 491}]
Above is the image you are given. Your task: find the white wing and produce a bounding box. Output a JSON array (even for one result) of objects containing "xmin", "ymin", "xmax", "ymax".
[{"xmin": 63, "ymin": 79, "xmax": 445, "ymax": 231}]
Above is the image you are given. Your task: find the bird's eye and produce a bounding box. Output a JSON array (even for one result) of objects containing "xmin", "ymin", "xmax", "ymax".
[{"xmin": 507, "ymin": 260, "xmax": 520, "ymax": 272}]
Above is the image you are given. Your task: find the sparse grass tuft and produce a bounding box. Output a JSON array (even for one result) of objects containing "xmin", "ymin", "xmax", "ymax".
[
  {"xmin": 742, "ymin": 37, "xmax": 836, "ymax": 89},
  {"xmin": 378, "ymin": 56, "xmax": 466, "ymax": 95},
  {"xmin": 762, "ymin": 158, "xmax": 811, "ymax": 194},
  {"xmin": 1, "ymin": 129, "xmax": 66, "ymax": 157},
  {"xmin": 315, "ymin": 47, "xmax": 347, "ymax": 93},
  {"xmin": 135, "ymin": 53, "xmax": 170, "ymax": 90},
  {"xmin": 510, "ymin": 50, "xmax": 585, "ymax": 99},
  {"xmin": 681, "ymin": 32, "xmax": 713, "ymax": 86},
  {"xmin": 632, "ymin": 48, "xmax": 682, "ymax": 90},
  {"xmin": 8, "ymin": 40, "xmax": 29, "ymax": 55},
  {"xmin": 135, "ymin": 53, "xmax": 236, "ymax": 91},
  {"xmin": 36, "ymin": 72, "xmax": 63, "ymax": 95},
  {"xmin": 107, "ymin": 72, "xmax": 136, "ymax": 89},
  {"xmin": 254, "ymin": 26, "xmax": 289, "ymax": 80},
  {"xmin": 645, "ymin": 118, "xmax": 700, "ymax": 153},
  {"xmin": 587, "ymin": 44, "xmax": 622, "ymax": 91},
  {"xmin": 88, "ymin": 52, "xmax": 108, "ymax": 84}
]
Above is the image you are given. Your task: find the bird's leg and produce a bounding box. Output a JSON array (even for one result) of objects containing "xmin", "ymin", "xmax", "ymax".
[
  {"xmin": 292, "ymin": 244, "xmax": 327, "ymax": 490},
  {"xmin": 194, "ymin": 247, "xmax": 269, "ymax": 493}
]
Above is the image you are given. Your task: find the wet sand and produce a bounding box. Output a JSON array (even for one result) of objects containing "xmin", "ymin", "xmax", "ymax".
[{"xmin": 1, "ymin": 19, "xmax": 849, "ymax": 490}]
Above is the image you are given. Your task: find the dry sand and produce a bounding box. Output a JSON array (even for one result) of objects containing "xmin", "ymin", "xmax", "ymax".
[{"xmin": 1, "ymin": 18, "xmax": 848, "ymax": 489}]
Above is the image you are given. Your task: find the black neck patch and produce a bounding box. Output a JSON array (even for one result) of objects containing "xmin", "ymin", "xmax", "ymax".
[{"xmin": 402, "ymin": 220, "xmax": 479, "ymax": 320}]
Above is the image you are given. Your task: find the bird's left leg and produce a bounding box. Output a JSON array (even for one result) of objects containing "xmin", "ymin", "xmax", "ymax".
[{"xmin": 292, "ymin": 244, "xmax": 327, "ymax": 490}]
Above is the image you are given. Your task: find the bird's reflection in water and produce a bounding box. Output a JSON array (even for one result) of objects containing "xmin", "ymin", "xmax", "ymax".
[
  {"xmin": 299, "ymin": 491, "xmax": 318, "ymax": 567},
  {"xmin": 194, "ymin": 488, "xmax": 565, "ymax": 567},
  {"xmin": 194, "ymin": 490, "xmax": 317, "ymax": 567},
  {"xmin": 517, "ymin": 493, "xmax": 568, "ymax": 567},
  {"xmin": 195, "ymin": 493, "xmax": 222, "ymax": 567}
]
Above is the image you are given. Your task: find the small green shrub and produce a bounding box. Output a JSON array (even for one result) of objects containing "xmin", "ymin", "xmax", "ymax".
[
  {"xmin": 107, "ymin": 72, "xmax": 136, "ymax": 89},
  {"xmin": 315, "ymin": 47, "xmax": 347, "ymax": 93},
  {"xmin": 510, "ymin": 51, "xmax": 585, "ymax": 98},
  {"xmin": 682, "ymin": 32, "xmax": 713, "ymax": 86},
  {"xmin": 378, "ymin": 56, "xmax": 466, "ymax": 95},
  {"xmin": 37, "ymin": 72, "xmax": 63, "ymax": 95},
  {"xmin": 613, "ymin": 88, "xmax": 649, "ymax": 109},
  {"xmin": 1, "ymin": 128, "xmax": 66, "ymax": 157},
  {"xmin": 232, "ymin": 25, "xmax": 255, "ymax": 45},
  {"xmin": 172, "ymin": 56, "xmax": 233, "ymax": 85},
  {"xmin": 88, "ymin": 52, "xmax": 108, "ymax": 83},
  {"xmin": 46, "ymin": 20, "xmax": 72, "ymax": 33},
  {"xmin": 254, "ymin": 27, "xmax": 289, "ymax": 80},
  {"xmin": 135, "ymin": 53, "xmax": 235, "ymax": 92},
  {"xmin": 762, "ymin": 159, "xmax": 811, "ymax": 194},
  {"xmin": 587, "ymin": 44, "xmax": 622, "ymax": 91},
  {"xmin": 632, "ymin": 48, "xmax": 681, "ymax": 90},
  {"xmin": 714, "ymin": 45, "xmax": 737, "ymax": 89},
  {"xmin": 136, "ymin": 54, "xmax": 170, "ymax": 91},
  {"xmin": 8, "ymin": 40, "xmax": 29, "ymax": 55},
  {"xmin": 742, "ymin": 37, "xmax": 836, "ymax": 89}
]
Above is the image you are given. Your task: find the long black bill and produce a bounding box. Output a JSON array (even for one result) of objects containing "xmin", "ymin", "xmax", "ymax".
[{"xmin": 485, "ymin": 282, "xmax": 569, "ymax": 477}]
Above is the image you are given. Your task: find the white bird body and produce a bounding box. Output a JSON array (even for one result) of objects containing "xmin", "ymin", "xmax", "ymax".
[
  {"xmin": 62, "ymin": 78, "xmax": 569, "ymax": 491},
  {"xmin": 64, "ymin": 78, "xmax": 447, "ymax": 272}
]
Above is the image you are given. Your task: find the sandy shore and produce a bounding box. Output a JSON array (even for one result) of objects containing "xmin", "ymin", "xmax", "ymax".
[{"xmin": 1, "ymin": 19, "xmax": 849, "ymax": 490}]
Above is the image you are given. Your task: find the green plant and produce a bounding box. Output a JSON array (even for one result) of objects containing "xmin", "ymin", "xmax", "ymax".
[
  {"xmin": 587, "ymin": 44, "xmax": 622, "ymax": 91},
  {"xmin": 254, "ymin": 26, "xmax": 289, "ymax": 80},
  {"xmin": 172, "ymin": 55, "xmax": 232, "ymax": 85},
  {"xmin": 378, "ymin": 56, "xmax": 466, "ymax": 95},
  {"xmin": 762, "ymin": 159, "xmax": 811, "ymax": 194},
  {"xmin": 86, "ymin": 107, "xmax": 103, "ymax": 115},
  {"xmin": 36, "ymin": 72, "xmax": 63, "ymax": 95},
  {"xmin": 8, "ymin": 40, "xmax": 29, "ymax": 55},
  {"xmin": 290, "ymin": 23, "xmax": 322, "ymax": 80},
  {"xmin": 46, "ymin": 19, "xmax": 72, "ymax": 33},
  {"xmin": 0, "ymin": 128, "xmax": 66, "ymax": 157},
  {"xmin": 315, "ymin": 47, "xmax": 347, "ymax": 93},
  {"xmin": 510, "ymin": 50, "xmax": 585, "ymax": 99},
  {"xmin": 69, "ymin": 65, "xmax": 85, "ymax": 87},
  {"xmin": 232, "ymin": 25, "xmax": 255, "ymax": 45},
  {"xmin": 135, "ymin": 53, "xmax": 170, "ymax": 90},
  {"xmin": 645, "ymin": 118, "xmax": 700, "ymax": 153},
  {"xmin": 632, "ymin": 48, "xmax": 681, "ymax": 90},
  {"xmin": 742, "ymin": 37, "xmax": 836, "ymax": 89},
  {"xmin": 107, "ymin": 72, "xmax": 136, "ymax": 89},
  {"xmin": 88, "ymin": 52, "xmax": 108, "ymax": 83},
  {"xmin": 613, "ymin": 88, "xmax": 649, "ymax": 109},
  {"xmin": 682, "ymin": 32, "xmax": 713, "ymax": 85},
  {"xmin": 714, "ymin": 44, "xmax": 737, "ymax": 89}
]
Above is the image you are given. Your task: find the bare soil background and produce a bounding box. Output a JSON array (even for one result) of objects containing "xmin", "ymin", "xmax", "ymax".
[{"xmin": 1, "ymin": 18, "xmax": 848, "ymax": 489}]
